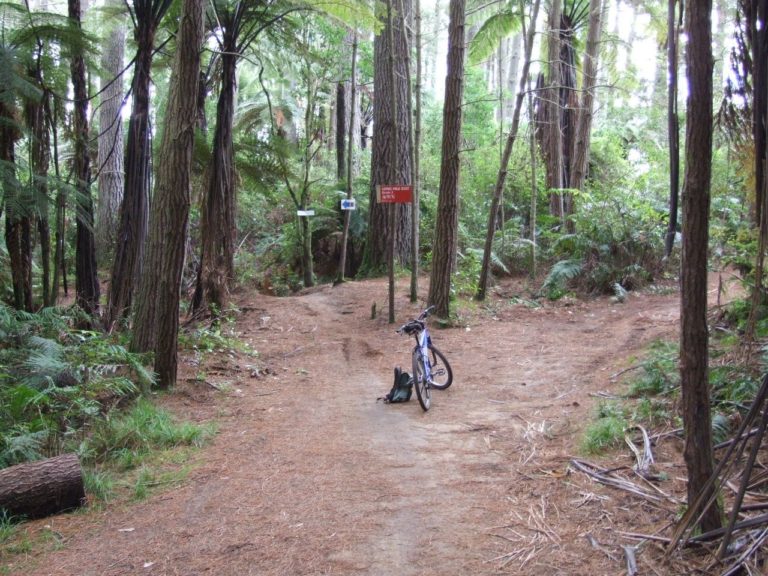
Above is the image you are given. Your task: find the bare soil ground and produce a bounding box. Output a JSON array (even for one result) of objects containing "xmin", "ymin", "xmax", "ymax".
[{"xmin": 4, "ymin": 275, "xmax": 710, "ymax": 575}]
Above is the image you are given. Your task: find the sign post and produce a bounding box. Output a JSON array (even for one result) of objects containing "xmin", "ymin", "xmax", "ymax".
[{"xmin": 340, "ymin": 198, "xmax": 356, "ymax": 211}]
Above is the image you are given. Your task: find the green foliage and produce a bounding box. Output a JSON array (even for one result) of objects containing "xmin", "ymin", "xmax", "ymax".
[
  {"xmin": 581, "ymin": 402, "xmax": 627, "ymax": 454},
  {"xmin": 80, "ymin": 398, "xmax": 214, "ymax": 469},
  {"xmin": 541, "ymin": 258, "xmax": 583, "ymax": 299},
  {"xmin": 628, "ymin": 341, "xmax": 679, "ymax": 396},
  {"xmin": 584, "ymin": 335, "xmax": 765, "ymax": 457},
  {"xmin": 0, "ymin": 510, "xmax": 17, "ymax": 546},
  {"xmin": 82, "ymin": 468, "xmax": 115, "ymax": 504},
  {"xmin": 0, "ymin": 303, "xmax": 154, "ymax": 469},
  {"xmin": 468, "ymin": 7, "xmax": 521, "ymax": 65},
  {"xmin": 178, "ymin": 314, "xmax": 254, "ymax": 357},
  {"xmin": 539, "ymin": 192, "xmax": 664, "ymax": 298}
]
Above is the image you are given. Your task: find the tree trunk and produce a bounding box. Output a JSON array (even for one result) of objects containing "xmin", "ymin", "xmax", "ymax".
[
  {"xmin": 338, "ymin": 33, "xmax": 358, "ymax": 284},
  {"xmin": 528, "ymin": 78, "xmax": 538, "ymax": 280},
  {"xmin": 505, "ymin": 32, "xmax": 522, "ymax": 121},
  {"xmin": 1, "ymin": 97, "xmax": 32, "ymax": 312},
  {"xmin": 69, "ymin": 0, "xmax": 100, "ymax": 318},
  {"xmin": 97, "ymin": 2, "xmax": 126, "ymax": 267},
  {"xmin": 364, "ymin": 0, "xmax": 413, "ymax": 273},
  {"xmin": 477, "ymin": 0, "xmax": 541, "ymax": 301},
  {"xmin": 428, "ymin": 0, "xmax": 466, "ymax": 318},
  {"xmin": 0, "ymin": 454, "xmax": 85, "ymax": 519},
  {"xmin": 664, "ymin": 0, "xmax": 681, "ymax": 258},
  {"xmin": 680, "ymin": 0, "xmax": 721, "ymax": 534},
  {"xmin": 49, "ymin": 99, "xmax": 67, "ymax": 302},
  {"xmin": 386, "ymin": 0, "xmax": 400, "ymax": 323},
  {"xmin": 26, "ymin": 61, "xmax": 52, "ymax": 308},
  {"xmin": 570, "ymin": 0, "xmax": 603, "ymax": 192},
  {"xmin": 5, "ymin": 215, "xmax": 33, "ymax": 312},
  {"xmin": 544, "ymin": 0, "xmax": 564, "ymax": 221},
  {"xmin": 301, "ymin": 214, "xmax": 313, "ymax": 287},
  {"xmin": 107, "ymin": 5, "xmax": 162, "ymax": 328},
  {"xmin": 336, "ymin": 81, "xmax": 346, "ymax": 182},
  {"xmin": 410, "ymin": 0, "xmax": 423, "ymax": 303},
  {"xmin": 132, "ymin": 0, "xmax": 204, "ymax": 389},
  {"xmin": 192, "ymin": 48, "xmax": 238, "ymax": 316},
  {"xmin": 752, "ymin": 0, "xmax": 768, "ymax": 226}
]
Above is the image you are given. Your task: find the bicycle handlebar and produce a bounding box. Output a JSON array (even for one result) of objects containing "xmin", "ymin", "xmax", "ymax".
[
  {"xmin": 396, "ymin": 306, "xmax": 435, "ymax": 334},
  {"xmin": 418, "ymin": 305, "xmax": 436, "ymax": 321}
]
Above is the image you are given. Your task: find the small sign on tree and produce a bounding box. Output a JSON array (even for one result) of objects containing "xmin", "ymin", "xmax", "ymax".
[
  {"xmin": 377, "ymin": 185, "xmax": 413, "ymax": 204},
  {"xmin": 340, "ymin": 198, "xmax": 356, "ymax": 210}
]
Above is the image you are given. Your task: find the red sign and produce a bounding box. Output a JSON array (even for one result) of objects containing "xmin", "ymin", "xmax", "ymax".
[{"xmin": 377, "ymin": 185, "xmax": 413, "ymax": 204}]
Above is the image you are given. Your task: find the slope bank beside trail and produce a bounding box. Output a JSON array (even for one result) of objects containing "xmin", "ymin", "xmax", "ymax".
[{"xmin": 8, "ymin": 277, "xmax": 684, "ymax": 575}]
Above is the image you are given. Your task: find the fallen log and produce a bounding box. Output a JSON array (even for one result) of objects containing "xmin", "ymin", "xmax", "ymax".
[{"xmin": 0, "ymin": 453, "xmax": 85, "ymax": 519}]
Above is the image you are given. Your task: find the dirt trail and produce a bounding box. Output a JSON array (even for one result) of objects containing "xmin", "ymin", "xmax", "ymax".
[{"xmin": 7, "ymin": 277, "xmax": 686, "ymax": 575}]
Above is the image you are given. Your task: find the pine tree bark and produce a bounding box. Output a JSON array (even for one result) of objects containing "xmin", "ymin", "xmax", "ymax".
[
  {"xmin": 97, "ymin": 2, "xmax": 126, "ymax": 267},
  {"xmin": 364, "ymin": 0, "xmax": 413, "ymax": 273},
  {"xmin": 752, "ymin": 0, "xmax": 768, "ymax": 226},
  {"xmin": 132, "ymin": 0, "xmax": 204, "ymax": 389},
  {"xmin": 410, "ymin": 0, "xmax": 423, "ymax": 302},
  {"xmin": 428, "ymin": 0, "xmax": 466, "ymax": 318},
  {"xmin": 664, "ymin": 0, "xmax": 681, "ymax": 258},
  {"xmin": 680, "ymin": 0, "xmax": 721, "ymax": 534},
  {"xmin": 0, "ymin": 454, "xmax": 84, "ymax": 519},
  {"xmin": 69, "ymin": 0, "xmax": 100, "ymax": 318}
]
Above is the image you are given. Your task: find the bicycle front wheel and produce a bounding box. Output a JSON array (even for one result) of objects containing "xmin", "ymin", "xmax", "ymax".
[
  {"xmin": 427, "ymin": 345, "xmax": 453, "ymax": 390},
  {"xmin": 412, "ymin": 348, "xmax": 431, "ymax": 411}
]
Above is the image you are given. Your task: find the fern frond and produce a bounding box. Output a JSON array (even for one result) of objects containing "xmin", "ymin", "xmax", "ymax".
[
  {"xmin": 468, "ymin": 10, "xmax": 521, "ymax": 65},
  {"xmin": 542, "ymin": 258, "xmax": 583, "ymax": 292},
  {"xmin": 311, "ymin": 0, "xmax": 379, "ymax": 31},
  {"xmin": 0, "ymin": 428, "xmax": 48, "ymax": 467}
]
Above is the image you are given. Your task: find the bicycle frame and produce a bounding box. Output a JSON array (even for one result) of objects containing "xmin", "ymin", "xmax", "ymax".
[{"xmin": 414, "ymin": 328, "xmax": 432, "ymax": 383}]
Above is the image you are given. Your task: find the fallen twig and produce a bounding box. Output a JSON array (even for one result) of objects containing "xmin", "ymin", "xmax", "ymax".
[
  {"xmin": 625, "ymin": 425, "xmax": 654, "ymax": 477},
  {"xmin": 570, "ymin": 459, "xmax": 674, "ymax": 504},
  {"xmin": 623, "ymin": 545, "xmax": 638, "ymax": 576},
  {"xmin": 610, "ymin": 364, "xmax": 643, "ymax": 380},
  {"xmin": 718, "ymin": 526, "xmax": 768, "ymax": 576},
  {"xmin": 615, "ymin": 530, "xmax": 671, "ymax": 544},
  {"xmin": 586, "ymin": 533, "xmax": 619, "ymax": 562}
]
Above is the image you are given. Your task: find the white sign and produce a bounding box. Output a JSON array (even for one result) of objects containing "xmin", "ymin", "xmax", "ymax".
[
  {"xmin": 340, "ymin": 198, "xmax": 356, "ymax": 210},
  {"xmin": 297, "ymin": 210, "xmax": 315, "ymax": 217}
]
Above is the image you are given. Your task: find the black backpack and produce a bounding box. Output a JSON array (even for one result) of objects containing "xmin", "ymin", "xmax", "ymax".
[{"xmin": 381, "ymin": 367, "xmax": 413, "ymax": 403}]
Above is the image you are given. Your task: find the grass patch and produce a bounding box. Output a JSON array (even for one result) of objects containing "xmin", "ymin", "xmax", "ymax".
[
  {"xmin": 581, "ymin": 402, "xmax": 628, "ymax": 455},
  {"xmin": 0, "ymin": 512, "xmax": 17, "ymax": 546},
  {"xmin": 81, "ymin": 397, "xmax": 215, "ymax": 470},
  {"xmin": 583, "ymin": 331, "xmax": 764, "ymax": 456}
]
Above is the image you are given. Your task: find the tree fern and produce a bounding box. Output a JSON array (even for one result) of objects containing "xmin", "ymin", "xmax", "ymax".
[{"xmin": 468, "ymin": 8, "xmax": 522, "ymax": 65}]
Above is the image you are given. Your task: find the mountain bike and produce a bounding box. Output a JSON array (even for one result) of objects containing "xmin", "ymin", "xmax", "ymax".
[{"xmin": 396, "ymin": 306, "xmax": 453, "ymax": 411}]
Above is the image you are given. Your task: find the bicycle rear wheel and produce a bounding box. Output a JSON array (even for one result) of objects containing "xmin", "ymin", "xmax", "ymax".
[
  {"xmin": 427, "ymin": 345, "xmax": 453, "ymax": 390},
  {"xmin": 412, "ymin": 348, "xmax": 430, "ymax": 411}
]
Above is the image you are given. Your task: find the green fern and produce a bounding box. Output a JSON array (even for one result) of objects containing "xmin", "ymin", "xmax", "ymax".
[
  {"xmin": 468, "ymin": 8, "xmax": 522, "ymax": 65},
  {"xmin": 0, "ymin": 428, "xmax": 47, "ymax": 467},
  {"xmin": 541, "ymin": 258, "xmax": 583, "ymax": 299}
]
